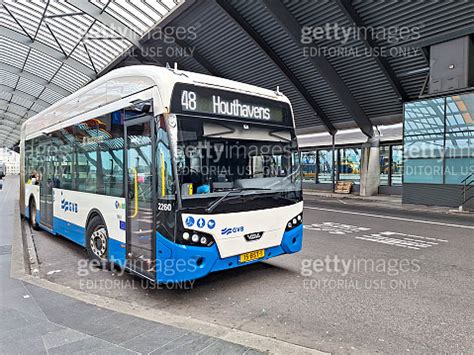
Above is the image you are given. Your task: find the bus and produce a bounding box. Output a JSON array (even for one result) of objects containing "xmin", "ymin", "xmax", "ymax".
[{"xmin": 20, "ymin": 66, "xmax": 303, "ymax": 283}]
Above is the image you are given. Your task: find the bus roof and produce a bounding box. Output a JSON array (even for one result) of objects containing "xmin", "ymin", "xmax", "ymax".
[{"xmin": 22, "ymin": 65, "xmax": 291, "ymax": 137}]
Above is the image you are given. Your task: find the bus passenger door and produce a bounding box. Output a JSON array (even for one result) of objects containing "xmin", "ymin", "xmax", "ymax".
[
  {"xmin": 39, "ymin": 151, "xmax": 54, "ymax": 228},
  {"xmin": 124, "ymin": 112, "xmax": 156, "ymax": 280}
]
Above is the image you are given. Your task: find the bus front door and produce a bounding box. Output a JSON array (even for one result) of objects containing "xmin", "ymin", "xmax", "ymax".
[
  {"xmin": 39, "ymin": 153, "xmax": 54, "ymax": 228},
  {"xmin": 124, "ymin": 115, "xmax": 156, "ymax": 280}
]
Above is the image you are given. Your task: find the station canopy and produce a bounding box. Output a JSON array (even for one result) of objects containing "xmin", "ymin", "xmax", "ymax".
[
  {"xmin": 0, "ymin": 0, "xmax": 180, "ymax": 147},
  {"xmin": 1, "ymin": 0, "xmax": 474, "ymax": 148}
]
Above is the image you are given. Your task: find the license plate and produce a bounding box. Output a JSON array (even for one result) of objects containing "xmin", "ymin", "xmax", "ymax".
[{"xmin": 239, "ymin": 249, "xmax": 265, "ymax": 263}]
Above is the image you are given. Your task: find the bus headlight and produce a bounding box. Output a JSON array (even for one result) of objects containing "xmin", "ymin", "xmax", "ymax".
[
  {"xmin": 177, "ymin": 230, "xmax": 215, "ymax": 247},
  {"xmin": 286, "ymin": 213, "xmax": 303, "ymax": 231}
]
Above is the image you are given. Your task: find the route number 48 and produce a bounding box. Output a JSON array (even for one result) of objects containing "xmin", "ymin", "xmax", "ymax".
[{"xmin": 181, "ymin": 90, "xmax": 197, "ymax": 111}]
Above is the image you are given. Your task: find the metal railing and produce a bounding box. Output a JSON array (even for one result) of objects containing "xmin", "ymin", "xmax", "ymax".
[{"xmin": 460, "ymin": 173, "xmax": 474, "ymax": 210}]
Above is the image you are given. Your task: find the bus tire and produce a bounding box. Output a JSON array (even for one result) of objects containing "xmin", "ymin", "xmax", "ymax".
[
  {"xmin": 86, "ymin": 215, "xmax": 109, "ymax": 265},
  {"xmin": 29, "ymin": 199, "xmax": 40, "ymax": 230}
]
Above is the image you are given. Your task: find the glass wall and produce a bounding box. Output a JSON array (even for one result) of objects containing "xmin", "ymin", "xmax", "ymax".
[
  {"xmin": 445, "ymin": 95, "xmax": 474, "ymax": 184},
  {"xmin": 301, "ymin": 151, "xmax": 316, "ymax": 182},
  {"xmin": 391, "ymin": 145, "xmax": 403, "ymax": 186},
  {"xmin": 339, "ymin": 148, "xmax": 361, "ymax": 183},
  {"xmin": 317, "ymin": 149, "xmax": 333, "ymax": 183},
  {"xmin": 380, "ymin": 146, "xmax": 390, "ymax": 186},
  {"xmin": 301, "ymin": 144, "xmax": 401, "ymax": 187},
  {"xmin": 404, "ymin": 92, "xmax": 474, "ymax": 185}
]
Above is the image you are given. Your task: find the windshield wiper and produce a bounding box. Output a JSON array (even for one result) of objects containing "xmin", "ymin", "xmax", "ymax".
[{"xmin": 205, "ymin": 188, "xmax": 271, "ymax": 213}]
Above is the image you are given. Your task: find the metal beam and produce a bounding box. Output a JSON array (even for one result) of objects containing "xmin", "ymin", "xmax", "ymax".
[
  {"xmin": 406, "ymin": 25, "xmax": 474, "ymax": 49},
  {"xmin": 216, "ymin": 0, "xmax": 337, "ymax": 135},
  {"xmin": 0, "ymin": 119, "xmax": 20, "ymax": 128},
  {"xmin": 0, "ymin": 85, "xmax": 50, "ymax": 110},
  {"xmin": 173, "ymin": 37, "xmax": 222, "ymax": 77},
  {"xmin": 262, "ymin": 0, "xmax": 374, "ymax": 137},
  {"xmin": 0, "ymin": 99, "xmax": 32, "ymax": 115},
  {"xmin": 66, "ymin": 0, "xmax": 142, "ymax": 47},
  {"xmin": 0, "ymin": 25, "xmax": 95, "ymax": 78},
  {"xmin": 336, "ymin": 0, "xmax": 408, "ymax": 102},
  {"xmin": 98, "ymin": 0, "xmax": 197, "ymax": 76},
  {"xmin": 0, "ymin": 109, "xmax": 24, "ymax": 120},
  {"xmin": 0, "ymin": 62, "xmax": 70, "ymax": 97}
]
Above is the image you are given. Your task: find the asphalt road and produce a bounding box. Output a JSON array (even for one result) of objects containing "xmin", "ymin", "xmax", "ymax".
[{"xmin": 26, "ymin": 194, "xmax": 474, "ymax": 353}]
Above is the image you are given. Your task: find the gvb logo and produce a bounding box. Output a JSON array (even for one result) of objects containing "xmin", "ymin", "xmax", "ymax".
[
  {"xmin": 61, "ymin": 199, "xmax": 78, "ymax": 213},
  {"xmin": 221, "ymin": 226, "xmax": 244, "ymax": 236}
]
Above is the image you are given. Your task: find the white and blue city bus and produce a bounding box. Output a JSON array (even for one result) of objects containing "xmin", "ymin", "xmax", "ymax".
[{"xmin": 20, "ymin": 66, "xmax": 303, "ymax": 283}]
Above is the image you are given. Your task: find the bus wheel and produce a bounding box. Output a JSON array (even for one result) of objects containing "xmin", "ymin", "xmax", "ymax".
[
  {"xmin": 86, "ymin": 216, "xmax": 109, "ymax": 263},
  {"xmin": 29, "ymin": 200, "xmax": 39, "ymax": 230}
]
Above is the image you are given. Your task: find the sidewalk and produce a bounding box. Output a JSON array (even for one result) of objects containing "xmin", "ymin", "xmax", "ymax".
[
  {"xmin": 303, "ymin": 189, "xmax": 470, "ymax": 215},
  {"xmin": 0, "ymin": 176, "xmax": 265, "ymax": 355}
]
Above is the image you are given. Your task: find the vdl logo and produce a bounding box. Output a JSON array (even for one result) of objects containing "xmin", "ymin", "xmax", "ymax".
[
  {"xmin": 61, "ymin": 198, "xmax": 78, "ymax": 213},
  {"xmin": 221, "ymin": 226, "xmax": 244, "ymax": 236}
]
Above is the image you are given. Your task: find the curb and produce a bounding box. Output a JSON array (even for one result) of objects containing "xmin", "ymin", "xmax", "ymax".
[{"xmin": 11, "ymin": 216, "xmax": 326, "ymax": 355}]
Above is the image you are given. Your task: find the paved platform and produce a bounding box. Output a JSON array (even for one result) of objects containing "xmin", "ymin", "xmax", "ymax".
[
  {"xmin": 0, "ymin": 176, "xmax": 268, "ymax": 355},
  {"xmin": 3, "ymin": 175, "xmax": 474, "ymax": 353},
  {"xmin": 303, "ymin": 189, "xmax": 471, "ymax": 215}
]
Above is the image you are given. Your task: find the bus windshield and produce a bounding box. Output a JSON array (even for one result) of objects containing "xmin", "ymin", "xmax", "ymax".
[{"xmin": 176, "ymin": 116, "xmax": 301, "ymax": 210}]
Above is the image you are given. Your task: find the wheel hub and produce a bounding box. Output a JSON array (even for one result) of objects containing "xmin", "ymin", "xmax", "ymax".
[{"xmin": 90, "ymin": 227, "xmax": 107, "ymax": 259}]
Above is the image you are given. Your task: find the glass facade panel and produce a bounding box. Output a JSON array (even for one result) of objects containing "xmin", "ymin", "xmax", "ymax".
[
  {"xmin": 404, "ymin": 98, "xmax": 445, "ymax": 136},
  {"xmin": 339, "ymin": 148, "xmax": 360, "ymax": 184},
  {"xmin": 317, "ymin": 149, "xmax": 333, "ymax": 183},
  {"xmin": 404, "ymin": 134, "xmax": 444, "ymax": 159},
  {"xmin": 404, "ymin": 159, "xmax": 443, "ymax": 184},
  {"xmin": 379, "ymin": 146, "xmax": 390, "ymax": 186},
  {"xmin": 446, "ymin": 94, "xmax": 474, "ymax": 132},
  {"xmin": 445, "ymin": 158, "xmax": 474, "ymax": 184},
  {"xmin": 301, "ymin": 151, "xmax": 316, "ymax": 182},
  {"xmin": 391, "ymin": 145, "xmax": 403, "ymax": 186},
  {"xmin": 404, "ymin": 92, "xmax": 474, "ymax": 185},
  {"xmin": 445, "ymin": 131, "xmax": 474, "ymax": 158}
]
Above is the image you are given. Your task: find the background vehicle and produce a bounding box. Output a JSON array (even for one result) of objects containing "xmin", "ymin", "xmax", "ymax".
[
  {"xmin": 20, "ymin": 66, "xmax": 303, "ymax": 283},
  {"xmin": 0, "ymin": 162, "xmax": 5, "ymax": 179}
]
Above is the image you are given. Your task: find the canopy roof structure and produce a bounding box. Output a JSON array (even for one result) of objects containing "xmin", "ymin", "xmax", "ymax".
[
  {"xmin": 1, "ymin": 0, "xmax": 474, "ymax": 148},
  {"xmin": 109, "ymin": 0, "xmax": 474, "ymax": 137},
  {"xmin": 0, "ymin": 0, "xmax": 180, "ymax": 147}
]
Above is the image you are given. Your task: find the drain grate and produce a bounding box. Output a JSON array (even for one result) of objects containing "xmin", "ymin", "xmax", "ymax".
[{"xmin": 0, "ymin": 245, "xmax": 12, "ymax": 255}]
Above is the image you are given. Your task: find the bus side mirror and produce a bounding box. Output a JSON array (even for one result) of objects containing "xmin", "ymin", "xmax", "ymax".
[{"xmin": 141, "ymin": 104, "xmax": 151, "ymax": 113}]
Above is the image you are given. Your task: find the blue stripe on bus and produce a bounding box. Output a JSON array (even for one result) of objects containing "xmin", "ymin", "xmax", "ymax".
[
  {"xmin": 108, "ymin": 238, "xmax": 126, "ymax": 267},
  {"xmin": 53, "ymin": 217, "xmax": 85, "ymax": 246},
  {"xmin": 154, "ymin": 224, "xmax": 303, "ymax": 283}
]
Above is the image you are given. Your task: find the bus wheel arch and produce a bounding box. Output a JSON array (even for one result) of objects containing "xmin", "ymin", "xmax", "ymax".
[
  {"xmin": 85, "ymin": 211, "xmax": 109, "ymax": 264},
  {"xmin": 28, "ymin": 195, "xmax": 39, "ymax": 230}
]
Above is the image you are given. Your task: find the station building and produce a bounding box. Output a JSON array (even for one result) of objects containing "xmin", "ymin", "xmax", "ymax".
[{"xmin": 1, "ymin": 0, "xmax": 473, "ymax": 208}]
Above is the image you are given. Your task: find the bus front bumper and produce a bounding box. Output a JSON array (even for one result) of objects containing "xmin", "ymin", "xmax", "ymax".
[{"xmin": 155, "ymin": 224, "xmax": 303, "ymax": 283}]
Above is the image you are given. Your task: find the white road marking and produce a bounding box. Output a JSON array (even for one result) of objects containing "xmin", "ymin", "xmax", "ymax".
[
  {"xmin": 304, "ymin": 221, "xmax": 371, "ymax": 235},
  {"xmin": 304, "ymin": 206, "xmax": 474, "ymax": 230},
  {"xmin": 355, "ymin": 231, "xmax": 447, "ymax": 250}
]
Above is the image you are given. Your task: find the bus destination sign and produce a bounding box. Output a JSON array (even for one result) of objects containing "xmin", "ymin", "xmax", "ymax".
[{"xmin": 171, "ymin": 83, "xmax": 290, "ymax": 125}]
